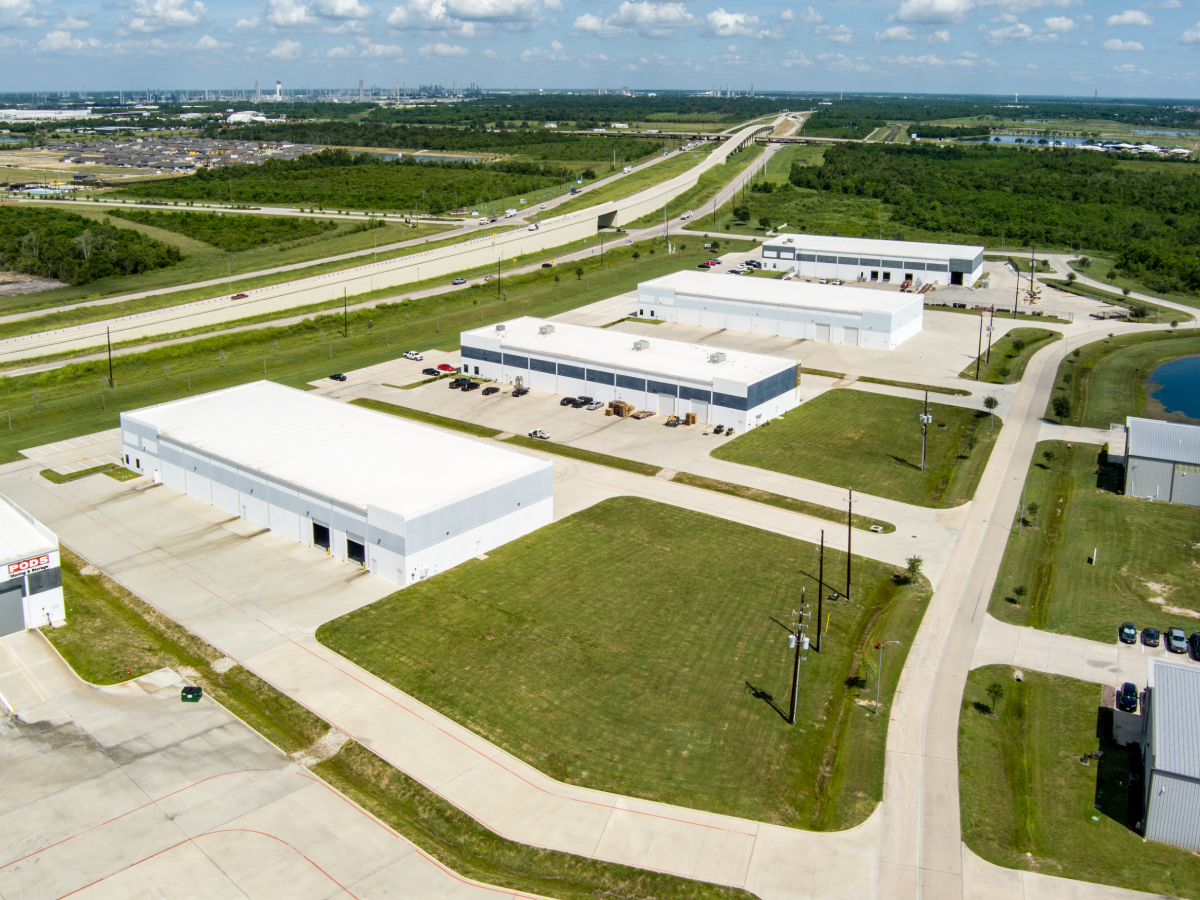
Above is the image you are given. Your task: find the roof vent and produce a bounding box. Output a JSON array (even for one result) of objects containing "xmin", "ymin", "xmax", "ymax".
[
  {"xmin": 633, "ymin": 339, "xmax": 649, "ymax": 351},
  {"xmin": 538, "ymin": 324, "xmax": 555, "ymax": 335},
  {"xmin": 495, "ymin": 324, "xmax": 506, "ymax": 332},
  {"xmin": 709, "ymin": 352, "xmax": 727, "ymax": 363}
]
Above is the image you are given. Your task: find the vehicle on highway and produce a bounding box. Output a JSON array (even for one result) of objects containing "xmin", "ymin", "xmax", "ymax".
[
  {"xmin": 403, "ymin": 350, "xmax": 423, "ymax": 361},
  {"xmin": 528, "ymin": 223, "xmax": 539, "ymax": 231},
  {"xmin": 570, "ymin": 187, "xmax": 579, "ymax": 195},
  {"xmin": 482, "ymin": 386, "xmax": 500, "ymax": 396},
  {"xmin": 1117, "ymin": 682, "xmax": 1139, "ymax": 713},
  {"xmin": 541, "ymin": 262, "xmax": 553, "ymax": 268},
  {"xmin": 1119, "ymin": 622, "xmax": 1138, "ymax": 644},
  {"xmin": 437, "ymin": 363, "xmax": 456, "ymax": 372},
  {"xmin": 479, "ymin": 217, "xmax": 488, "ymax": 225},
  {"xmin": 1168, "ymin": 626, "xmax": 1188, "ymax": 653},
  {"xmin": 1143, "ymin": 627, "xmax": 1161, "ymax": 648},
  {"xmin": 528, "ymin": 429, "xmax": 550, "ymax": 439},
  {"xmin": 231, "ymin": 292, "xmax": 248, "ymax": 300},
  {"xmin": 328, "ymin": 373, "xmax": 347, "ymax": 382},
  {"xmin": 681, "ymin": 210, "xmax": 693, "ymax": 220},
  {"xmin": 513, "ymin": 388, "xmax": 529, "ymax": 397},
  {"xmin": 586, "ymin": 400, "xmax": 604, "ymax": 410},
  {"xmin": 484, "ymin": 274, "xmax": 495, "ymax": 281},
  {"xmin": 452, "ymin": 278, "xmax": 467, "ymax": 285},
  {"xmin": 540, "ymin": 203, "xmax": 546, "ymax": 209},
  {"xmin": 422, "ymin": 368, "xmax": 440, "ymax": 376}
]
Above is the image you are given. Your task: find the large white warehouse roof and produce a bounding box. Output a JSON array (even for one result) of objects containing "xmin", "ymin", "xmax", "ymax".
[
  {"xmin": 464, "ymin": 316, "xmax": 792, "ymax": 384},
  {"xmin": 0, "ymin": 494, "xmax": 56, "ymax": 562},
  {"xmin": 123, "ymin": 381, "xmax": 548, "ymax": 518},
  {"xmin": 641, "ymin": 270, "xmax": 916, "ymax": 315},
  {"xmin": 769, "ymin": 233, "xmax": 984, "ymax": 261}
]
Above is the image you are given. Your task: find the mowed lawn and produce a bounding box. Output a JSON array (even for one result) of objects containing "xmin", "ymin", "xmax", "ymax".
[
  {"xmin": 712, "ymin": 390, "xmax": 999, "ymax": 508},
  {"xmin": 989, "ymin": 440, "xmax": 1200, "ymax": 642},
  {"xmin": 960, "ymin": 668, "xmax": 1200, "ymax": 898},
  {"xmin": 317, "ymin": 498, "xmax": 931, "ymax": 829}
]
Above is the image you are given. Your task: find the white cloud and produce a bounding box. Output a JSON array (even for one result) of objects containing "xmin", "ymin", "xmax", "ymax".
[
  {"xmin": 782, "ymin": 48, "xmax": 811, "ymax": 66},
  {"xmin": 1104, "ymin": 36, "xmax": 1144, "ymax": 49},
  {"xmin": 1140, "ymin": 0, "xmax": 1178, "ymax": 7},
  {"xmin": 884, "ymin": 52, "xmax": 946, "ymax": 64},
  {"xmin": 930, "ymin": 28, "xmax": 950, "ymax": 40},
  {"xmin": 1114, "ymin": 61, "xmax": 1151, "ymax": 73},
  {"xmin": 266, "ymin": 0, "xmax": 320, "ymax": 28},
  {"xmin": 817, "ymin": 51, "xmax": 870, "ymax": 70},
  {"xmin": 815, "ymin": 23, "xmax": 854, "ymax": 41},
  {"xmin": 520, "ymin": 39, "xmax": 566, "ymax": 59},
  {"xmin": 37, "ymin": 29, "xmax": 101, "ymax": 50},
  {"xmin": 1107, "ymin": 9, "xmax": 1152, "ymax": 26},
  {"xmin": 127, "ymin": 0, "xmax": 207, "ymax": 33},
  {"xmin": 1043, "ymin": 15, "xmax": 1074, "ymax": 31},
  {"xmin": 56, "ymin": 16, "xmax": 90, "ymax": 29},
  {"xmin": 892, "ymin": 0, "xmax": 973, "ymax": 25},
  {"xmin": 570, "ymin": 1, "xmax": 694, "ymax": 37},
  {"xmin": 875, "ymin": 24, "xmax": 916, "ymax": 40},
  {"xmin": 794, "ymin": 4, "xmax": 823, "ymax": 22},
  {"xmin": 706, "ymin": 7, "xmax": 766, "ymax": 37},
  {"xmin": 268, "ymin": 37, "xmax": 302, "ymax": 56},
  {"xmin": 196, "ymin": 32, "xmax": 231, "ymax": 47},
  {"xmin": 315, "ymin": 0, "xmax": 373, "ymax": 18},
  {"xmin": 419, "ymin": 40, "xmax": 468, "ymax": 53},
  {"xmin": 328, "ymin": 35, "xmax": 403, "ymax": 55},
  {"xmin": 0, "ymin": 0, "xmax": 45, "ymax": 29},
  {"xmin": 1181, "ymin": 20, "xmax": 1200, "ymax": 42},
  {"xmin": 387, "ymin": 0, "xmax": 547, "ymax": 35},
  {"xmin": 231, "ymin": 15, "xmax": 259, "ymax": 30}
]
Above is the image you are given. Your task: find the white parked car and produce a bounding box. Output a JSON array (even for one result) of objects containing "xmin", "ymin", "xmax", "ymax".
[
  {"xmin": 528, "ymin": 429, "xmax": 550, "ymax": 440},
  {"xmin": 403, "ymin": 350, "xmax": 423, "ymax": 361},
  {"xmin": 586, "ymin": 401, "xmax": 604, "ymax": 410}
]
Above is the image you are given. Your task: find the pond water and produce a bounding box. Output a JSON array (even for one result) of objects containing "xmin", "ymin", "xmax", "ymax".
[
  {"xmin": 0, "ymin": 136, "xmax": 27, "ymax": 143},
  {"xmin": 366, "ymin": 152, "xmax": 483, "ymax": 163},
  {"xmin": 1147, "ymin": 355, "xmax": 1200, "ymax": 421},
  {"xmin": 1132, "ymin": 129, "xmax": 1200, "ymax": 137},
  {"xmin": 986, "ymin": 135, "xmax": 1093, "ymax": 147}
]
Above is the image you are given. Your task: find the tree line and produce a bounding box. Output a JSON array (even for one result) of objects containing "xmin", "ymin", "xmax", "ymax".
[
  {"xmin": 107, "ymin": 209, "xmax": 340, "ymax": 252},
  {"xmin": 788, "ymin": 142, "xmax": 1200, "ymax": 294}
]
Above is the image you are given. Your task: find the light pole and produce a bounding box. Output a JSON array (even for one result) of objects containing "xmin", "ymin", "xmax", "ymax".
[
  {"xmin": 816, "ymin": 529, "xmax": 824, "ymax": 653},
  {"xmin": 788, "ymin": 587, "xmax": 806, "ymax": 725},
  {"xmin": 985, "ymin": 305, "xmax": 996, "ymax": 363},
  {"xmin": 843, "ymin": 488, "xmax": 855, "ymax": 601},
  {"xmin": 919, "ymin": 390, "xmax": 932, "ymax": 472},
  {"xmin": 975, "ymin": 314, "xmax": 983, "ymax": 380},
  {"xmin": 875, "ymin": 640, "xmax": 900, "ymax": 714}
]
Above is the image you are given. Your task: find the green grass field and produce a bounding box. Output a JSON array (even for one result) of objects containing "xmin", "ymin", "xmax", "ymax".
[
  {"xmin": 502, "ymin": 435, "xmax": 662, "ymax": 476},
  {"xmin": 988, "ymin": 440, "xmax": 1200, "ymax": 641},
  {"xmin": 631, "ymin": 144, "xmax": 765, "ymax": 230},
  {"xmin": 318, "ymin": 497, "xmax": 932, "ymax": 830},
  {"xmin": 351, "ymin": 398, "xmax": 502, "ymax": 438},
  {"xmin": 1068, "ymin": 255, "xmax": 1200, "ymax": 310},
  {"xmin": 0, "ymin": 238, "xmax": 752, "ymax": 465},
  {"xmin": 712, "ymin": 390, "xmax": 999, "ymax": 508},
  {"xmin": 44, "ymin": 544, "xmax": 755, "ymax": 900},
  {"xmin": 960, "ymin": 667, "xmax": 1200, "ymax": 898},
  {"xmin": 546, "ymin": 150, "xmax": 713, "ymax": 219},
  {"xmin": 1041, "ymin": 278, "xmax": 1191, "ymax": 324},
  {"xmin": 1049, "ymin": 330, "xmax": 1200, "ymax": 428},
  {"xmin": 959, "ymin": 327, "xmax": 1061, "ymax": 384}
]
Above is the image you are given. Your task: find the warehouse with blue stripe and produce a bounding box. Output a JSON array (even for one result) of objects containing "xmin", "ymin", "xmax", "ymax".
[{"xmin": 460, "ymin": 317, "xmax": 800, "ymax": 430}]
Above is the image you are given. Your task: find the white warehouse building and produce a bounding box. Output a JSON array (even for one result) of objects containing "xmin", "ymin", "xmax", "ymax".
[
  {"xmin": 0, "ymin": 494, "xmax": 65, "ymax": 637},
  {"xmin": 761, "ymin": 234, "xmax": 985, "ymax": 287},
  {"xmin": 461, "ymin": 317, "xmax": 800, "ymax": 431},
  {"xmin": 635, "ymin": 270, "xmax": 923, "ymax": 350},
  {"xmin": 120, "ymin": 381, "xmax": 553, "ymax": 587}
]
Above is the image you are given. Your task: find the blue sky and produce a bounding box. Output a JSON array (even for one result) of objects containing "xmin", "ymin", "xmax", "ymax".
[{"xmin": 3, "ymin": 0, "xmax": 1200, "ymax": 97}]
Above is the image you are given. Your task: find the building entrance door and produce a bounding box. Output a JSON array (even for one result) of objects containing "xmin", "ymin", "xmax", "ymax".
[{"xmin": 0, "ymin": 580, "xmax": 24, "ymax": 637}]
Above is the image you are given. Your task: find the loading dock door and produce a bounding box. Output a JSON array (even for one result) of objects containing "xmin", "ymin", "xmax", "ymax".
[
  {"xmin": 843, "ymin": 327, "xmax": 859, "ymax": 347},
  {"xmin": 657, "ymin": 393, "xmax": 675, "ymax": 417},
  {"xmin": 347, "ymin": 539, "xmax": 366, "ymax": 566},
  {"xmin": 313, "ymin": 522, "xmax": 330, "ymax": 550},
  {"xmin": 950, "ymin": 271, "xmax": 964, "ymax": 286},
  {"xmin": 0, "ymin": 579, "xmax": 24, "ymax": 637},
  {"xmin": 815, "ymin": 324, "xmax": 831, "ymax": 342},
  {"xmin": 692, "ymin": 400, "xmax": 709, "ymax": 424}
]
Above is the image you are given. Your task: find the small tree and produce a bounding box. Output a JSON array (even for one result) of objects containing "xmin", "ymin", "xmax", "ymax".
[
  {"xmin": 966, "ymin": 434, "xmax": 979, "ymax": 457},
  {"xmin": 983, "ymin": 396, "xmax": 999, "ymax": 413},
  {"xmin": 574, "ymin": 266, "xmax": 584, "ymax": 281},
  {"xmin": 1062, "ymin": 372, "xmax": 1073, "ymax": 385},
  {"xmin": 1013, "ymin": 585, "xmax": 1027, "ymax": 603},
  {"xmin": 1051, "ymin": 395, "xmax": 1071, "ymax": 422},
  {"xmin": 758, "ymin": 216, "xmax": 772, "ymax": 231},
  {"xmin": 1011, "ymin": 338, "xmax": 1027, "ymax": 356},
  {"xmin": 906, "ymin": 555, "xmax": 924, "ymax": 583},
  {"xmin": 986, "ymin": 682, "xmax": 1004, "ymax": 714},
  {"xmin": 1026, "ymin": 500, "xmax": 1039, "ymax": 518},
  {"xmin": 554, "ymin": 273, "xmax": 561, "ymax": 299},
  {"xmin": 733, "ymin": 205, "xmax": 750, "ymax": 223},
  {"xmin": 1171, "ymin": 319, "xmax": 1179, "ymax": 331},
  {"xmin": 1072, "ymin": 348, "xmax": 1081, "ymax": 360},
  {"xmin": 1067, "ymin": 272, "xmax": 1077, "ymax": 283},
  {"xmin": 1122, "ymin": 286, "xmax": 1131, "ymax": 299}
]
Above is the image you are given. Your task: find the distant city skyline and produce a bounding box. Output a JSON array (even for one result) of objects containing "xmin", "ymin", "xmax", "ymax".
[{"xmin": 3, "ymin": 0, "xmax": 1200, "ymax": 98}]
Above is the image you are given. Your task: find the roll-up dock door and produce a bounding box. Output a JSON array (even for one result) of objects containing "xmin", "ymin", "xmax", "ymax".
[{"xmin": 657, "ymin": 392, "xmax": 676, "ymax": 417}]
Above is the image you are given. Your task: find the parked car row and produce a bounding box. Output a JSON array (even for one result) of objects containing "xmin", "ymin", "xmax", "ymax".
[
  {"xmin": 1120, "ymin": 621, "xmax": 1198, "ymax": 657},
  {"xmin": 559, "ymin": 395, "xmax": 603, "ymax": 410}
]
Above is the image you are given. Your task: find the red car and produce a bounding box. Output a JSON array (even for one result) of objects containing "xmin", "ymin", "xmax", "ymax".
[
  {"xmin": 231, "ymin": 292, "xmax": 248, "ymax": 300},
  {"xmin": 436, "ymin": 363, "xmax": 456, "ymax": 372}
]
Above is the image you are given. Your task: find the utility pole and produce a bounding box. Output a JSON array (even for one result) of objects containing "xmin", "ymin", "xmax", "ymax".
[
  {"xmin": 920, "ymin": 390, "xmax": 932, "ymax": 472},
  {"xmin": 875, "ymin": 640, "xmax": 900, "ymax": 714},
  {"xmin": 227, "ymin": 258, "xmax": 232, "ymax": 297},
  {"xmin": 600, "ymin": 231, "xmax": 604, "ymax": 271},
  {"xmin": 975, "ymin": 313, "xmax": 983, "ymax": 380},
  {"xmin": 106, "ymin": 327, "xmax": 114, "ymax": 388},
  {"xmin": 788, "ymin": 587, "xmax": 805, "ymax": 724},
  {"xmin": 985, "ymin": 306, "xmax": 996, "ymax": 363},
  {"xmin": 816, "ymin": 529, "xmax": 824, "ymax": 652},
  {"xmin": 845, "ymin": 488, "xmax": 853, "ymax": 601},
  {"xmin": 343, "ymin": 288, "xmax": 348, "ymax": 337},
  {"xmin": 497, "ymin": 258, "xmax": 501, "ymax": 298}
]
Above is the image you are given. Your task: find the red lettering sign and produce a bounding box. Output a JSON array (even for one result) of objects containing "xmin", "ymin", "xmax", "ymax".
[{"xmin": 7, "ymin": 555, "xmax": 50, "ymax": 577}]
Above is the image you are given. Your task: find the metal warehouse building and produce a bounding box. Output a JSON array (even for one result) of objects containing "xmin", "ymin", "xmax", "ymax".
[
  {"xmin": 1123, "ymin": 416, "xmax": 1200, "ymax": 506},
  {"xmin": 1143, "ymin": 659, "xmax": 1200, "ymax": 850},
  {"xmin": 635, "ymin": 270, "xmax": 923, "ymax": 350},
  {"xmin": 0, "ymin": 494, "xmax": 64, "ymax": 637},
  {"xmin": 461, "ymin": 317, "xmax": 800, "ymax": 431},
  {"xmin": 760, "ymin": 234, "xmax": 985, "ymax": 288},
  {"xmin": 120, "ymin": 381, "xmax": 553, "ymax": 587}
]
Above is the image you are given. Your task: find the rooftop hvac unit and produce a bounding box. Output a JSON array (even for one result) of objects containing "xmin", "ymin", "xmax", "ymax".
[
  {"xmin": 633, "ymin": 339, "xmax": 649, "ymax": 351},
  {"xmin": 538, "ymin": 324, "xmax": 555, "ymax": 335},
  {"xmin": 496, "ymin": 324, "xmax": 505, "ymax": 332},
  {"xmin": 709, "ymin": 352, "xmax": 726, "ymax": 363}
]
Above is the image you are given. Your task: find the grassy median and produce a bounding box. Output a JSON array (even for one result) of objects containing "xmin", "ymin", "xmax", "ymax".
[
  {"xmin": 712, "ymin": 390, "xmax": 999, "ymax": 508},
  {"xmin": 960, "ymin": 667, "xmax": 1200, "ymax": 898},
  {"xmin": 959, "ymin": 327, "xmax": 1061, "ymax": 385},
  {"xmin": 318, "ymin": 497, "xmax": 931, "ymax": 830}
]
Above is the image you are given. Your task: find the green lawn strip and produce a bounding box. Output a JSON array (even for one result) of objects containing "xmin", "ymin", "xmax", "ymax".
[
  {"xmin": 671, "ymin": 471, "xmax": 895, "ymax": 533},
  {"xmin": 712, "ymin": 390, "xmax": 999, "ymax": 509},
  {"xmin": 987, "ymin": 440, "xmax": 1200, "ymax": 641},
  {"xmin": 802, "ymin": 368, "xmax": 846, "ymax": 379},
  {"xmin": 1067, "ymin": 254, "xmax": 1200, "ymax": 312},
  {"xmin": 959, "ymin": 328, "xmax": 1061, "ymax": 385},
  {"xmin": 317, "ymin": 497, "xmax": 931, "ymax": 829},
  {"xmin": 38, "ymin": 463, "xmax": 117, "ymax": 483},
  {"xmin": 502, "ymin": 435, "xmax": 661, "ymax": 476},
  {"xmin": 857, "ymin": 376, "xmax": 970, "ymax": 396},
  {"xmin": 960, "ymin": 667, "xmax": 1200, "ymax": 898},
  {"xmin": 0, "ymin": 239, "xmax": 743, "ymax": 465},
  {"xmin": 630, "ymin": 144, "xmax": 765, "ymax": 231},
  {"xmin": 1042, "ymin": 278, "xmax": 1193, "ymax": 324},
  {"xmin": 542, "ymin": 150, "xmax": 714, "ymax": 219},
  {"xmin": 350, "ymin": 398, "xmax": 501, "ymax": 438},
  {"xmin": 924, "ymin": 303, "xmax": 1072, "ymax": 326},
  {"xmin": 983, "ymin": 254, "xmax": 1052, "ymax": 273},
  {"xmin": 388, "ymin": 373, "xmax": 452, "ymax": 389},
  {"xmin": 1049, "ymin": 330, "xmax": 1200, "ymax": 428},
  {"xmin": 599, "ymin": 316, "xmax": 664, "ymax": 328},
  {"xmin": 44, "ymin": 548, "xmax": 756, "ymax": 900}
]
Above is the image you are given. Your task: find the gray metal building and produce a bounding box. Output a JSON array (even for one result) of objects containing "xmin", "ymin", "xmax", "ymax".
[
  {"xmin": 1143, "ymin": 659, "xmax": 1200, "ymax": 850},
  {"xmin": 759, "ymin": 234, "xmax": 985, "ymax": 287},
  {"xmin": 1124, "ymin": 416, "xmax": 1200, "ymax": 506}
]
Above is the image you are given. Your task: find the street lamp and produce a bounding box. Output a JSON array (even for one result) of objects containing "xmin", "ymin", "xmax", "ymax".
[{"xmin": 875, "ymin": 640, "xmax": 900, "ymax": 715}]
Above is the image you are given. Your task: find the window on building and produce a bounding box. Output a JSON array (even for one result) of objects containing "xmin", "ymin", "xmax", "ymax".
[
  {"xmin": 882, "ymin": 272, "xmax": 891, "ymax": 283},
  {"xmin": 474, "ymin": 366, "xmax": 479, "ymax": 375},
  {"xmin": 870, "ymin": 271, "xmax": 878, "ymax": 281}
]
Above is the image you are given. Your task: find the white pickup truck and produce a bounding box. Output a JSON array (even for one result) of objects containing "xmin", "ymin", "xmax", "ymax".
[
  {"xmin": 680, "ymin": 210, "xmax": 694, "ymax": 221},
  {"xmin": 623, "ymin": 166, "xmax": 632, "ymax": 174},
  {"xmin": 504, "ymin": 208, "xmax": 517, "ymax": 217}
]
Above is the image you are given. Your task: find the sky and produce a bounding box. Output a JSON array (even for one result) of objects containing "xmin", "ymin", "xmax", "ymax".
[{"xmin": 3, "ymin": 0, "xmax": 1200, "ymax": 98}]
